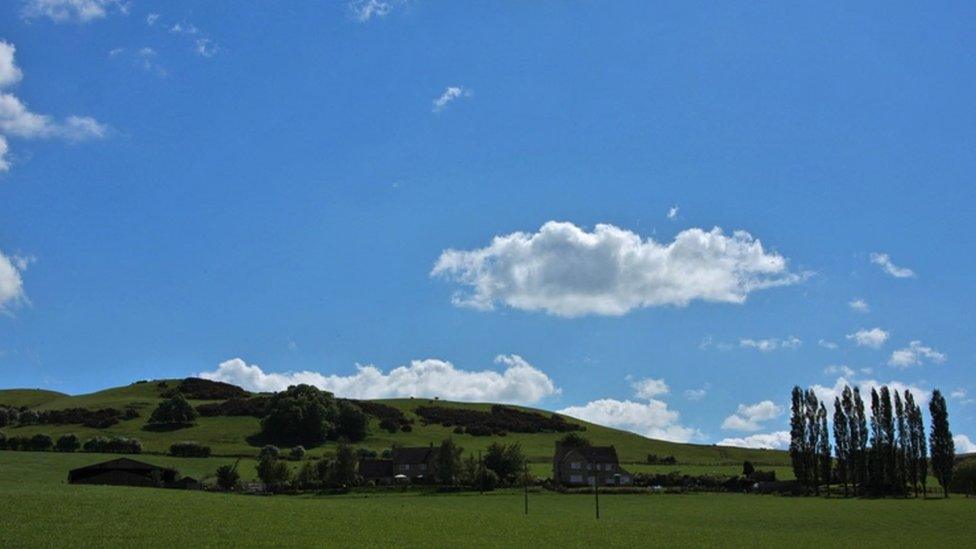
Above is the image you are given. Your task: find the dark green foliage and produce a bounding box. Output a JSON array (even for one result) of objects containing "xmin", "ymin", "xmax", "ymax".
[
  {"xmin": 256, "ymin": 456, "xmax": 292, "ymax": 492},
  {"xmin": 332, "ymin": 443, "xmax": 357, "ymax": 486},
  {"xmin": 18, "ymin": 409, "xmax": 38, "ymax": 425},
  {"xmin": 169, "ymin": 441, "xmax": 212, "ymax": 458},
  {"xmin": 789, "ymin": 386, "xmax": 809, "ymax": 489},
  {"xmin": 260, "ymin": 384, "xmax": 338, "ymax": 447},
  {"xmin": 29, "ymin": 433, "xmax": 53, "ymax": 451},
  {"xmin": 149, "ymin": 393, "xmax": 199, "ymax": 425},
  {"xmin": 0, "ymin": 407, "xmax": 15, "ymax": 427},
  {"xmin": 483, "ymin": 442, "xmax": 525, "ymax": 484},
  {"xmin": 0, "ymin": 431, "xmax": 5, "ymax": 449},
  {"xmin": 817, "ymin": 403, "xmax": 831, "ymax": 494},
  {"xmin": 948, "ymin": 459, "xmax": 976, "ymax": 495},
  {"xmin": 929, "ymin": 390, "xmax": 955, "ymax": 498},
  {"xmin": 55, "ymin": 433, "xmax": 80, "ymax": 452},
  {"xmin": 646, "ymin": 454, "xmax": 677, "ymax": 465},
  {"xmin": 415, "ymin": 405, "xmax": 582, "ymax": 436},
  {"xmin": 215, "ymin": 464, "xmax": 240, "ymax": 491},
  {"xmin": 196, "ymin": 397, "xmax": 268, "ymax": 418},
  {"xmin": 894, "ymin": 392, "xmax": 909, "ymax": 493},
  {"xmin": 558, "ymin": 432, "xmax": 591, "ymax": 448},
  {"xmin": 83, "ymin": 436, "xmax": 142, "ymax": 454},
  {"xmin": 295, "ymin": 460, "xmax": 321, "ymax": 490},
  {"xmin": 259, "ymin": 445, "xmax": 280, "ymax": 459},
  {"xmin": 832, "ymin": 397, "xmax": 850, "ymax": 496},
  {"xmin": 436, "ymin": 438, "xmax": 463, "ymax": 485},
  {"xmin": 336, "ymin": 401, "xmax": 368, "ymax": 442},
  {"xmin": 174, "ymin": 377, "xmax": 248, "ymax": 400},
  {"xmin": 742, "ymin": 461, "xmax": 755, "ymax": 477},
  {"xmin": 905, "ymin": 391, "xmax": 927, "ymax": 497},
  {"xmin": 289, "ymin": 446, "xmax": 306, "ymax": 460},
  {"xmin": 346, "ymin": 400, "xmax": 413, "ymax": 432}
]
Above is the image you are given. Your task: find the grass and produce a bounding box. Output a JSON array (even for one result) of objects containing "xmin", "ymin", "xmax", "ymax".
[
  {"xmin": 0, "ymin": 382, "xmax": 789, "ymax": 467},
  {"xmin": 0, "ymin": 451, "xmax": 971, "ymax": 547}
]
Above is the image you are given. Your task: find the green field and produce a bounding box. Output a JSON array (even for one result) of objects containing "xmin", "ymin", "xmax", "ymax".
[
  {"xmin": 0, "ymin": 451, "xmax": 970, "ymax": 547},
  {"xmin": 0, "ymin": 381, "xmax": 789, "ymax": 469}
]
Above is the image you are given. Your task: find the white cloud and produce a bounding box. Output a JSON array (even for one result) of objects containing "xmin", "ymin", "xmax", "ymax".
[
  {"xmin": 739, "ymin": 336, "xmax": 802, "ymax": 352},
  {"xmin": 870, "ymin": 252, "xmax": 915, "ymax": 279},
  {"xmin": 824, "ymin": 364, "xmax": 856, "ymax": 377},
  {"xmin": 0, "ymin": 41, "xmax": 106, "ymax": 171},
  {"xmin": 630, "ymin": 377, "xmax": 669, "ymax": 399},
  {"xmin": 0, "ymin": 249, "xmax": 28, "ymax": 311},
  {"xmin": 684, "ymin": 385, "xmax": 709, "ymax": 401},
  {"xmin": 170, "ymin": 21, "xmax": 200, "ymax": 35},
  {"xmin": 349, "ymin": 0, "xmax": 396, "ymax": 22},
  {"xmin": 955, "ymin": 435, "xmax": 976, "ymax": 454},
  {"xmin": 849, "ymin": 298, "xmax": 870, "ymax": 313},
  {"xmin": 717, "ymin": 431, "xmax": 790, "ymax": 450},
  {"xmin": 667, "ymin": 205, "xmax": 679, "ymax": 221},
  {"xmin": 21, "ymin": 0, "xmax": 127, "ymax": 23},
  {"xmin": 810, "ymin": 376, "xmax": 929, "ymax": 410},
  {"xmin": 195, "ymin": 38, "xmax": 220, "ymax": 58},
  {"xmin": 432, "ymin": 86, "xmax": 470, "ymax": 113},
  {"xmin": 432, "ymin": 222, "xmax": 803, "ymax": 317},
  {"xmin": 200, "ymin": 354, "xmax": 559, "ymax": 405},
  {"xmin": 146, "ymin": 13, "xmax": 159, "ymax": 26},
  {"xmin": 818, "ymin": 339, "xmax": 839, "ymax": 350},
  {"xmin": 108, "ymin": 47, "xmax": 166, "ymax": 77},
  {"xmin": 557, "ymin": 398, "xmax": 698, "ymax": 443},
  {"xmin": 0, "ymin": 43, "xmax": 23, "ymax": 88},
  {"xmin": 846, "ymin": 327, "xmax": 889, "ymax": 349},
  {"xmin": 888, "ymin": 340, "xmax": 946, "ymax": 368},
  {"xmin": 721, "ymin": 400, "xmax": 782, "ymax": 432}
]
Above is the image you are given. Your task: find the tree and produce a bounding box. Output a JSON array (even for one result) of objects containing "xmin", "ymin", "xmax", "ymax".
[
  {"xmin": 558, "ymin": 432, "xmax": 591, "ymax": 448},
  {"xmin": 216, "ymin": 463, "xmax": 241, "ymax": 491},
  {"xmin": 256, "ymin": 456, "xmax": 292, "ymax": 492},
  {"xmin": 879, "ymin": 386, "xmax": 897, "ymax": 494},
  {"xmin": 817, "ymin": 402, "xmax": 831, "ymax": 496},
  {"xmin": 332, "ymin": 443, "xmax": 357, "ymax": 486},
  {"xmin": 29, "ymin": 433, "xmax": 53, "ymax": 451},
  {"xmin": 894, "ymin": 391, "xmax": 909, "ymax": 495},
  {"xmin": 259, "ymin": 445, "xmax": 280, "ymax": 459},
  {"xmin": 742, "ymin": 460, "xmax": 756, "ymax": 477},
  {"xmin": 789, "ymin": 386, "xmax": 809, "ymax": 489},
  {"xmin": 852, "ymin": 388, "xmax": 869, "ymax": 494},
  {"xmin": 335, "ymin": 400, "xmax": 368, "ymax": 442},
  {"xmin": 55, "ymin": 433, "xmax": 80, "ymax": 452},
  {"xmin": 149, "ymin": 393, "xmax": 199, "ymax": 425},
  {"xmin": 929, "ymin": 389, "xmax": 955, "ymax": 498},
  {"xmin": 906, "ymin": 391, "xmax": 928, "ymax": 497},
  {"xmin": 170, "ymin": 441, "xmax": 211, "ymax": 458},
  {"xmin": 289, "ymin": 446, "xmax": 306, "ymax": 461},
  {"xmin": 484, "ymin": 442, "xmax": 525, "ymax": 484},
  {"xmin": 436, "ymin": 438, "xmax": 463, "ymax": 485},
  {"xmin": 295, "ymin": 460, "xmax": 321, "ymax": 490},
  {"xmin": 869, "ymin": 388, "xmax": 883, "ymax": 494},
  {"xmin": 833, "ymin": 397, "xmax": 850, "ymax": 497},
  {"xmin": 805, "ymin": 389, "xmax": 821, "ymax": 494},
  {"xmin": 260, "ymin": 384, "xmax": 338, "ymax": 447}
]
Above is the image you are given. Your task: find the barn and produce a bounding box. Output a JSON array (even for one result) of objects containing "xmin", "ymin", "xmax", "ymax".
[{"xmin": 68, "ymin": 457, "xmax": 178, "ymax": 487}]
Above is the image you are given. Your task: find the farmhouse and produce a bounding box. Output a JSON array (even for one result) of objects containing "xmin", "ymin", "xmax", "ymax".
[
  {"xmin": 360, "ymin": 445, "xmax": 438, "ymax": 483},
  {"xmin": 359, "ymin": 458, "xmax": 395, "ymax": 483},
  {"xmin": 552, "ymin": 442, "xmax": 633, "ymax": 486},
  {"xmin": 67, "ymin": 457, "xmax": 188, "ymax": 488}
]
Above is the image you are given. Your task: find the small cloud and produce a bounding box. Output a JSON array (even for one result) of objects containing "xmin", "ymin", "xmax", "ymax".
[
  {"xmin": 684, "ymin": 384, "xmax": 709, "ymax": 401},
  {"xmin": 721, "ymin": 400, "xmax": 782, "ymax": 432},
  {"xmin": 846, "ymin": 327, "xmax": 889, "ymax": 349},
  {"xmin": 348, "ymin": 0, "xmax": 396, "ymax": 22},
  {"xmin": 824, "ymin": 364, "xmax": 855, "ymax": 377},
  {"xmin": 432, "ymin": 86, "xmax": 471, "ymax": 113},
  {"xmin": 667, "ymin": 205, "xmax": 679, "ymax": 221},
  {"xmin": 870, "ymin": 252, "xmax": 915, "ymax": 279},
  {"xmin": 146, "ymin": 13, "xmax": 159, "ymax": 26},
  {"xmin": 21, "ymin": 0, "xmax": 127, "ymax": 24},
  {"xmin": 170, "ymin": 21, "xmax": 200, "ymax": 35},
  {"xmin": 848, "ymin": 298, "xmax": 869, "ymax": 313},
  {"xmin": 818, "ymin": 339, "xmax": 839, "ymax": 350},
  {"xmin": 630, "ymin": 377, "xmax": 669, "ymax": 399},
  {"xmin": 739, "ymin": 336, "xmax": 801, "ymax": 352},
  {"xmin": 195, "ymin": 38, "xmax": 220, "ymax": 58},
  {"xmin": 888, "ymin": 340, "xmax": 946, "ymax": 368},
  {"xmin": 0, "ymin": 248, "xmax": 29, "ymax": 312},
  {"xmin": 717, "ymin": 431, "xmax": 790, "ymax": 450}
]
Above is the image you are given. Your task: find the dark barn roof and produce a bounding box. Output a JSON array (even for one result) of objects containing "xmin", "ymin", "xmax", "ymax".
[
  {"xmin": 68, "ymin": 458, "xmax": 178, "ymax": 485},
  {"xmin": 554, "ymin": 444, "xmax": 620, "ymax": 465},
  {"xmin": 359, "ymin": 458, "xmax": 395, "ymax": 479},
  {"xmin": 391, "ymin": 446, "xmax": 435, "ymax": 464}
]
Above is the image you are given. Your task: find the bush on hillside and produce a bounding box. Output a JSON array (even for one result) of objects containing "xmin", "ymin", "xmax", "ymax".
[
  {"xmin": 172, "ymin": 377, "xmax": 249, "ymax": 400},
  {"xmin": 17, "ymin": 409, "xmax": 39, "ymax": 425},
  {"xmin": 414, "ymin": 405, "xmax": 582, "ymax": 437},
  {"xmin": 55, "ymin": 433, "xmax": 81, "ymax": 452},
  {"xmin": 256, "ymin": 456, "xmax": 292, "ymax": 492},
  {"xmin": 559, "ymin": 433, "xmax": 591, "ymax": 448},
  {"xmin": 0, "ymin": 431, "xmax": 5, "ymax": 448},
  {"xmin": 149, "ymin": 394, "xmax": 199, "ymax": 426},
  {"xmin": 259, "ymin": 445, "xmax": 280, "ymax": 459},
  {"xmin": 647, "ymin": 454, "xmax": 677, "ymax": 465},
  {"xmin": 30, "ymin": 407, "xmax": 125, "ymax": 429},
  {"xmin": 260, "ymin": 385, "xmax": 338, "ymax": 447},
  {"xmin": 196, "ymin": 396, "xmax": 268, "ymax": 418},
  {"xmin": 83, "ymin": 436, "xmax": 142, "ymax": 454},
  {"xmin": 949, "ymin": 460, "xmax": 976, "ymax": 494},
  {"xmin": 289, "ymin": 446, "xmax": 306, "ymax": 460},
  {"xmin": 347, "ymin": 400, "xmax": 413, "ymax": 432},
  {"xmin": 170, "ymin": 441, "xmax": 212, "ymax": 458},
  {"xmin": 0, "ymin": 407, "xmax": 17, "ymax": 427},
  {"xmin": 28, "ymin": 433, "xmax": 54, "ymax": 451},
  {"xmin": 336, "ymin": 400, "xmax": 368, "ymax": 442},
  {"xmin": 215, "ymin": 464, "xmax": 241, "ymax": 491}
]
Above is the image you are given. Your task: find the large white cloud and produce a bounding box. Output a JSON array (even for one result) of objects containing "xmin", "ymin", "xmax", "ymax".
[
  {"xmin": 955, "ymin": 435, "xmax": 976, "ymax": 454},
  {"xmin": 846, "ymin": 327, "xmax": 889, "ymax": 349},
  {"xmin": 721, "ymin": 400, "xmax": 782, "ymax": 432},
  {"xmin": 432, "ymin": 222, "xmax": 802, "ymax": 317},
  {"xmin": 557, "ymin": 398, "xmax": 698, "ymax": 443},
  {"xmin": 0, "ymin": 249, "xmax": 27, "ymax": 311},
  {"xmin": 0, "ymin": 41, "xmax": 106, "ymax": 171},
  {"xmin": 21, "ymin": 0, "xmax": 126, "ymax": 23},
  {"xmin": 888, "ymin": 341, "xmax": 946, "ymax": 368},
  {"xmin": 717, "ymin": 431, "xmax": 790, "ymax": 450},
  {"xmin": 200, "ymin": 354, "xmax": 559, "ymax": 405},
  {"xmin": 870, "ymin": 252, "xmax": 915, "ymax": 279},
  {"xmin": 810, "ymin": 376, "xmax": 929, "ymax": 410}
]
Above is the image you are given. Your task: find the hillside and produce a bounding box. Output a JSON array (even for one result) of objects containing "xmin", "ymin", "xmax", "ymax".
[{"xmin": 0, "ymin": 381, "xmax": 790, "ymax": 468}]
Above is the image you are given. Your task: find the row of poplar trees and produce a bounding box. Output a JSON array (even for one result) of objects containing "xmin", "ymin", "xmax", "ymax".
[{"xmin": 790, "ymin": 385, "xmax": 956, "ymax": 498}]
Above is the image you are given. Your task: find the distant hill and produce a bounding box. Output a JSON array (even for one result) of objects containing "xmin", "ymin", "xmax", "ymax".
[{"xmin": 0, "ymin": 380, "xmax": 789, "ymax": 467}]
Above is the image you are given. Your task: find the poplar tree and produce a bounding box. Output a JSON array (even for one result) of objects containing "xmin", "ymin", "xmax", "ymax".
[
  {"xmin": 853, "ymin": 388, "xmax": 868, "ymax": 495},
  {"xmin": 805, "ymin": 389, "xmax": 821, "ymax": 494},
  {"xmin": 817, "ymin": 402, "xmax": 831, "ymax": 496},
  {"xmin": 904, "ymin": 391, "xmax": 924, "ymax": 497},
  {"xmin": 929, "ymin": 390, "xmax": 955, "ymax": 498},
  {"xmin": 894, "ymin": 392, "xmax": 909, "ymax": 495},
  {"xmin": 833, "ymin": 396, "xmax": 850, "ymax": 497},
  {"xmin": 869, "ymin": 388, "xmax": 883, "ymax": 494},
  {"xmin": 880, "ymin": 386, "xmax": 897, "ymax": 494},
  {"xmin": 789, "ymin": 386, "xmax": 808, "ymax": 489}
]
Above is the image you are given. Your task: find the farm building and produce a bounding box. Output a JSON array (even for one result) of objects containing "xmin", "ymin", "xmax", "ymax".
[
  {"xmin": 360, "ymin": 445, "xmax": 437, "ymax": 483},
  {"xmin": 67, "ymin": 457, "xmax": 196, "ymax": 489},
  {"xmin": 552, "ymin": 442, "xmax": 633, "ymax": 486},
  {"xmin": 359, "ymin": 458, "xmax": 395, "ymax": 483}
]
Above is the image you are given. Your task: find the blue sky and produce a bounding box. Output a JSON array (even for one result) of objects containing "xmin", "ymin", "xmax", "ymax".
[{"xmin": 1, "ymin": 0, "xmax": 974, "ymax": 450}]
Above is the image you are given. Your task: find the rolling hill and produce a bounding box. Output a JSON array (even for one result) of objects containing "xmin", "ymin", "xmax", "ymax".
[{"xmin": 0, "ymin": 380, "xmax": 790, "ymax": 468}]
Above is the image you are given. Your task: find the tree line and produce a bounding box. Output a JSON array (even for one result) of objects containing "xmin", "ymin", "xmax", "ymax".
[{"xmin": 790, "ymin": 385, "xmax": 956, "ymax": 497}]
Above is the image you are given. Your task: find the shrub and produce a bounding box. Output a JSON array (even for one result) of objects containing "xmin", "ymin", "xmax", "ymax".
[
  {"xmin": 414, "ymin": 405, "xmax": 582, "ymax": 436},
  {"xmin": 83, "ymin": 436, "xmax": 142, "ymax": 454},
  {"xmin": 476, "ymin": 467, "xmax": 499, "ymax": 491},
  {"xmin": 174, "ymin": 377, "xmax": 248, "ymax": 400},
  {"xmin": 483, "ymin": 442, "xmax": 525, "ymax": 484},
  {"xmin": 647, "ymin": 454, "xmax": 677, "ymax": 465},
  {"xmin": 149, "ymin": 394, "xmax": 199, "ymax": 426},
  {"xmin": 295, "ymin": 461, "xmax": 321, "ymax": 490},
  {"xmin": 256, "ymin": 457, "xmax": 292, "ymax": 492},
  {"xmin": 355, "ymin": 448, "xmax": 377, "ymax": 459},
  {"xmin": 949, "ymin": 459, "xmax": 976, "ymax": 494},
  {"xmin": 0, "ymin": 407, "xmax": 16, "ymax": 427},
  {"xmin": 55, "ymin": 434, "xmax": 81, "ymax": 452},
  {"xmin": 0, "ymin": 430, "xmax": 5, "ymax": 449},
  {"xmin": 289, "ymin": 446, "xmax": 306, "ymax": 461},
  {"xmin": 260, "ymin": 384, "xmax": 338, "ymax": 447},
  {"xmin": 29, "ymin": 433, "xmax": 54, "ymax": 451},
  {"xmin": 196, "ymin": 397, "xmax": 268, "ymax": 418},
  {"xmin": 349, "ymin": 400, "xmax": 413, "ymax": 432},
  {"xmin": 259, "ymin": 445, "xmax": 280, "ymax": 459},
  {"xmin": 215, "ymin": 464, "xmax": 241, "ymax": 491},
  {"xmin": 18, "ymin": 409, "xmax": 39, "ymax": 425},
  {"xmin": 170, "ymin": 441, "xmax": 212, "ymax": 458},
  {"xmin": 742, "ymin": 461, "xmax": 755, "ymax": 477},
  {"xmin": 559, "ymin": 433, "xmax": 591, "ymax": 447},
  {"xmin": 336, "ymin": 400, "xmax": 368, "ymax": 442},
  {"xmin": 332, "ymin": 443, "xmax": 357, "ymax": 486}
]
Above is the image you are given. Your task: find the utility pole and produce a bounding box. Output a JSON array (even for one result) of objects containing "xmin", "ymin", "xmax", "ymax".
[{"xmin": 593, "ymin": 468, "xmax": 600, "ymax": 520}]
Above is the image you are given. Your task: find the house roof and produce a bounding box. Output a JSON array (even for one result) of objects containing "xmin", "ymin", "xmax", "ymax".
[
  {"xmin": 391, "ymin": 446, "xmax": 434, "ymax": 463},
  {"xmin": 359, "ymin": 458, "xmax": 395, "ymax": 478},
  {"xmin": 68, "ymin": 458, "xmax": 176, "ymax": 475},
  {"xmin": 555, "ymin": 444, "xmax": 619, "ymax": 464}
]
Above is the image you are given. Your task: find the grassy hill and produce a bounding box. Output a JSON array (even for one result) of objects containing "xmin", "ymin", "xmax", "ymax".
[{"xmin": 0, "ymin": 380, "xmax": 790, "ymax": 469}]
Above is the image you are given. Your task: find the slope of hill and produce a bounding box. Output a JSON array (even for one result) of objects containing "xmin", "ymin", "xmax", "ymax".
[{"xmin": 0, "ymin": 381, "xmax": 789, "ymax": 467}]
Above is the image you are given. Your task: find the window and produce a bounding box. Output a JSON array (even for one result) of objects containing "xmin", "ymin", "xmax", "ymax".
[
  {"xmin": 418, "ymin": 463, "xmax": 427, "ymax": 471},
  {"xmin": 570, "ymin": 462, "xmax": 581, "ymax": 470},
  {"xmin": 570, "ymin": 475, "xmax": 583, "ymax": 483}
]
